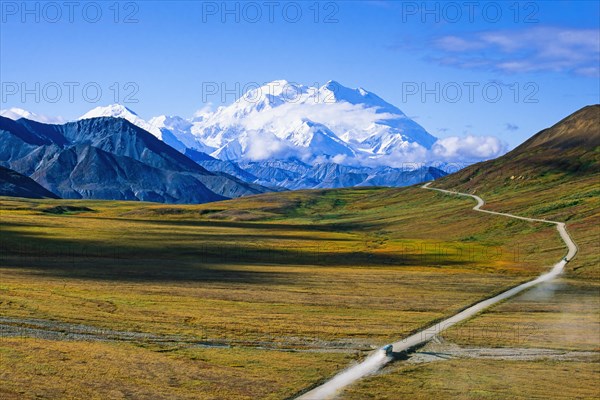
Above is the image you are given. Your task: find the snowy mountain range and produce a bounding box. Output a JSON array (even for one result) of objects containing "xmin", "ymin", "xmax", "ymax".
[
  {"xmin": 1, "ymin": 80, "xmax": 507, "ymax": 194},
  {"xmin": 126, "ymin": 80, "xmax": 438, "ymax": 165},
  {"xmin": 0, "ymin": 108, "xmax": 65, "ymax": 124}
]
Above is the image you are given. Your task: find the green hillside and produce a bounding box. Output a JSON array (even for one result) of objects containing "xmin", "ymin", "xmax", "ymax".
[{"xmin": 437, "ymin": 105, "xmax": 600, "ymax": 278}]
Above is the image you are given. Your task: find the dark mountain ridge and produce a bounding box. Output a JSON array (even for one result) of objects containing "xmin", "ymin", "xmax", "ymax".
[
  {"xmin": 0, "ymin": 116, "xmax": 269, "ymax": 203},
  {"xmin": 0, "ymin": 165, "xmax": 60, "ymax": 199}
]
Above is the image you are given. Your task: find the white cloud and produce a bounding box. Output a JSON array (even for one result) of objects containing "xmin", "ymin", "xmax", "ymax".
[
  {"xmin": 354, "ymin": 134, "xmax": 505, "ymax": 168},
  {"xmin": 433, "ymin": 27, "xmax": 600, "ymax": 77},
  {"xmin": 331, "ymin": 154, "xmax": 348, "ymax": 164},
  {"xmin": 435, "ymin": 36, "xmax": 486, "ymax": 52},
  {"xmin": 244, "ymin": 131, "xmax": 294, "ymax": 161},
  {"xmin": 192, "ymin": 103, "xmax": 214, "ymax": 119},
  {"xmin": 431, "ymin": 135, "xmax": 506, "ymax": 162}
]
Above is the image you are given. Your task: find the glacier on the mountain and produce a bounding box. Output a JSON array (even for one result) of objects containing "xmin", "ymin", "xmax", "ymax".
[
  {"xmin": 82, "ymin": 80, "xmax": 437, "ymax": 166},
  {"xmin": 183, "ymin": 80, "xmax": 437, "ymax": 164}
]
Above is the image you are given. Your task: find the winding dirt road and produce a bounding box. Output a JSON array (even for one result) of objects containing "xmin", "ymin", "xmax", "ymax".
[{"xmin": 296, "ymin": 182, "xmax": 578, "ymax": 400}]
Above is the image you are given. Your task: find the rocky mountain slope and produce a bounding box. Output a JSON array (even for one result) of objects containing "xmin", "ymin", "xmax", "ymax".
[
  {"xmin": 0, "ymin": 116, "xmax": 268, "ymax": 203},
  {"xmin": 0, "ymin": 165, "xmax": 60, "ymax": 199}
]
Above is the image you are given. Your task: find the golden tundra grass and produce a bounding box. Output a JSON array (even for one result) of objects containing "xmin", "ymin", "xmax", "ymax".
[
  {"xmin": 342, "ymin": 358, "xmax": 600, "ymax": 400},
  {"xmin": 0, "ymin": 338, "xmax": 350, "ymax": 400},
  {"xmin": 341, "ymin": 176, "xmax": 600, "ymax": 399},
  {"xmin": 0, "ymin": 186, "xmax": 581, "ymax": 398}
]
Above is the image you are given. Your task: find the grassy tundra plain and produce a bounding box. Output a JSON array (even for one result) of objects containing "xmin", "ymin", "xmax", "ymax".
[
  {"xmin": 342, "ymin": 107, "xmax": 600, "ymax": 399},
  {"xmin": 342, "ymin": 177, "xmax": 600, "ymax": 400},
  {"xmin": 0, "ymin": 184, "xmax": 569, "ymax": 399}
]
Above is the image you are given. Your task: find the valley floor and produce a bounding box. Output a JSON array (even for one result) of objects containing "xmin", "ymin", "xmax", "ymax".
[
  {"xmin": 0, "ymin": 185, "xmax": 597, "ymax": 398},
  {"xmin": 341, "ymin": 277, "xmax": 600, "ymax": 400}
]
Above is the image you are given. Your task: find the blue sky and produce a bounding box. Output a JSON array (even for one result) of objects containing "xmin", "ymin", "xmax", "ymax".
[{"xmin": 1, "ymin": 0, "xmax": 598, "ymax": 149}]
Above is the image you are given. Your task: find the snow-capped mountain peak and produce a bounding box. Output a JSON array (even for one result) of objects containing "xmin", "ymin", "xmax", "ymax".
[
  {"xmin": 182, "ymin": 80, "xmax": 437, "ymax": 163},
  {"xmin": 79, "ymin": 104, "xmax": 163, "ymax": 139},
  {"xmin": 256, "ymin": 79, "xmax": 293, "ymax": 96},
  {"xmin": 0, "ymin": 107, "xmax": 66, "ymax": 124},
  {"xmin": 0, "ymin": 107, "xmax": 37, "ymax": 120},
  {"xmin": 79, "ymin": 104, "xmax": 139, "ymax": 119},
  {"xmin": 74, "ymin": 81, "xmax": 437, "ymax": 166},
  {"xmin": 234, "ymin": 80, "xmax": 310, "ymax": 114},
  {"xmin": 310, "ymin": 81, "xmax": 402, "ymax": 114}
]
